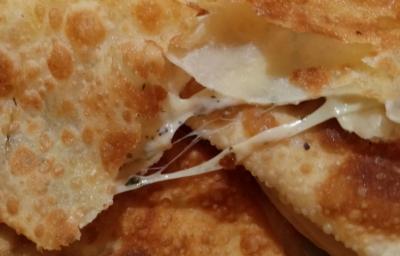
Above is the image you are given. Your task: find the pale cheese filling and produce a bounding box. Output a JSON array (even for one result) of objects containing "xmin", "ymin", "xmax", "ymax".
[
  {"xmin": 118, "ymin": 96, "xmax": 377, "ymax": 193},
  {"xmin": 118, "ymin": 1, "xmax": 400, "ymax": 192}
]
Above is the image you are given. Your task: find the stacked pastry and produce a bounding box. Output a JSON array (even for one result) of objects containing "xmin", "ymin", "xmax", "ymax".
[{"xmin": 0, "ymin": 1, "xmax": 399, "ymax": 255}]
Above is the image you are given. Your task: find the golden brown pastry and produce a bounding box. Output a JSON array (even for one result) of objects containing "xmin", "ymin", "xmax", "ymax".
[
  {"xmin": 189, "ymin": 103, "xmax": 400, "ymax": 256},
  {"xmin": 0, "ymin": 0, "xmax": 196, "ymax": 249},
  {"xmin": 0, "ymin": 128, "xmax": 325, "ymax": 256}
]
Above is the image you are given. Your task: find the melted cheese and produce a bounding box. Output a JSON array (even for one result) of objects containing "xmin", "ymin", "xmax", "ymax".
[
  {"xmin": 168, "ymin": 43, "xmax": 308, "ymax": 105},
  {"xmin": 338, "ymin": 104, "xmax": 400, "ymax": 141},
  {"xmin": 386, "ymin": 99, "xmax": 400, "ymax": 124},
  {"xmin": 117, "ymin": 90, "xmax": 241, "ymax": 189},
  {"xmin": 167, "ymin": 1, "xmax": 400, "ymax": 141},
  {"xmin": 167, "ymin": 2, "xmax": 379, "ymax": 104},
  {"xmin": 145, "ymin": 91, "xmax": 240, "ymax": 153},
  {"xmin": 118, "ymin": 97, "xmax": 370, "ymax": 193}
]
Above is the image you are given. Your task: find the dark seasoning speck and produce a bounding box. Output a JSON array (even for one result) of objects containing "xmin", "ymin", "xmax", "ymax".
[
  {"xmin": 157, "ymin": 127, "xmax": 169, "ymax": 137},
  {"xmin": 125, "ymin": 176, "xmax": 142, "ymax": 186}
]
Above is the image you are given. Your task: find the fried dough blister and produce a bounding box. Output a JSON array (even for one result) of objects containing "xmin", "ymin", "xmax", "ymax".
[
  {"xmin": 0, "ymin": 128, "xmax": 327, "ymax": 256},
  {"xmin": 188, "ymin": 103, "xmax": 400, "ymax": 256},
  {"xmin": 1, "ymin": 0, "xmax": 400, "ymax": 255},
  {"xmin": 0, "ymin": 0, "xmax": 196, "ymax": 250},
  {"xmin": 179, "ymin": 1, "xmax": 400, "ymax": 255}
]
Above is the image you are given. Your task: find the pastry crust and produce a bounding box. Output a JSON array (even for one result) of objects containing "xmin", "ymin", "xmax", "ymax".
[
  {"xmin": 0, "ymin": 0, "xmax": 195, "ymax": 249},
  {"xmin": 189, "ymin": 103, "xmax": 400, "ymax": 256}
]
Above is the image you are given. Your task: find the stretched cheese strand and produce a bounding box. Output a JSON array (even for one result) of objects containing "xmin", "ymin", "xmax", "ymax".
[
  {"xmin": 117, "ymin": 97, "xmax": 372, "ymax": 193},
  {"xmin": 116, "ymin": 90, "xmax": 242, "ymax": 185},
  {"xmin": 145, "ymin": 91, "xmax": 239, "ymax": 153}
]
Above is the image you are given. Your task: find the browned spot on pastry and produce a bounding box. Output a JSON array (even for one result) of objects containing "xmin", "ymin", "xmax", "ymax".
[
  {"xmin": 6, "ymin": 198, "xmax": 19, "ymax": 215},
  {"xmin": 48, "ymin": 41, "xmax": 73, "ymax": 80},
  {"xmin": 290, "ymin": 67, "xmax": 329, "ymax": 93},
  {"xmin": 318, "ymin": 121, "xmax": 400, "ymax": 233},
  {"xmin": 61, "ymin": 129, "xmax": 75, "ymax": 146},
  {"xmin": 41, "ymin": 209, "xmax": 80, "ymax": 249},
  {"xmin": 133, "ymin": 0, "xmax": 164, "ymax": 34},
  {"xmin": 122, "ymin": 40, "xmax": 166, "ymax": 79},
  {"xmin": 101, "ymin": 131, "xmax": 140, "ymax": 175},
  {"xmin": 82, "ymin": 127, "xmax": 94, "ymax": 145},
  {"xmin": 19, "ymin": 90, "xmax": 44, "ymax": 111},
  {"xmin": 66, "ymin": 9, "xmax": 106, "ymax": 47},
  {"xmin": 10, "ymin": 147, "xmax": 40, "ymax": 176},
  {"xmin": 122, "ymin": 84, "xmax": 167, "ymax": 119},
  {"xmin": 0, "ymin": 50, "xmax": 15, "ymax": 97}
]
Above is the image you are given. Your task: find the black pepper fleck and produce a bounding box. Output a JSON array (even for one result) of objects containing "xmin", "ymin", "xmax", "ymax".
[
  {"xmin": 157, "ymin": 127, "xmax": 169, "ymax": 136},
  {"xmin": 126, "ymin": 176, "xmax": 142, "ymax": 186},
  {"xmin": 303, "ymin": 142, "xmax": 311, "ymax": 151}
]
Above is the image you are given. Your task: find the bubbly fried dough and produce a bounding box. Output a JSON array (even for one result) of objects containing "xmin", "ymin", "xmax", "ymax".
[
  {"xmin": 4, "ymin": 0, "xmax": 400, "ymax": 253},
  {"xmin": 247, "ymin": 0, "xmax": 400, "ymax": 47},
  {"xmin": 0, "ymin": 128, "xmax": 326, "ymax": 256},
  {"xmin": 189, "ymin": 103, "xmax": 400, "ymax": 256},
  {"xmin": 0, "ymin": 0, "xmax": 195, "ymax": 249}
]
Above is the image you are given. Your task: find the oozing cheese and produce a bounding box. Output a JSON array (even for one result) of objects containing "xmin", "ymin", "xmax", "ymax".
[
  {"xmin": 168, "ymin": 43, "xmax": 309, "ymax": 105},
  {"xmin": 386, "ymin": 99, "xmax": 400, "ymax": 123},
  {"xmin": 116, "ymin": 90, "xmax": 241, "ymax": 189},
  {"xmin": 145, "ymin": 91, "xmax": 241, "ymax": 153},
  {"xmin": 167, "ymin": 1, "xmax": 400, "ymax": 142},
  {"xmin": 119, "ymin": 0, "xmax": 400, "ymax": 193},
  {"xmin": 338, "ymin": 103, "xmax": 400, "ymax": 141},
  {"xmin": 118, "ymin": 97, "xmax": 372, "ymax": 193}
]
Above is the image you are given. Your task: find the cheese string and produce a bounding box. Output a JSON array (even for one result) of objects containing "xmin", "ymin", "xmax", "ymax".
[{"xmin": 117, "ymin": 98, "xmax": 371, "ymax": 194}]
